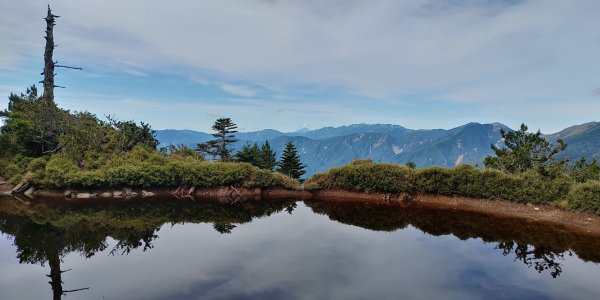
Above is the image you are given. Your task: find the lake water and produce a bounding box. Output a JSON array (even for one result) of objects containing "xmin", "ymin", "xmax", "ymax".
[{"xmin": 1, "ymin": 196, "xmax": 600, "ymax": 300}]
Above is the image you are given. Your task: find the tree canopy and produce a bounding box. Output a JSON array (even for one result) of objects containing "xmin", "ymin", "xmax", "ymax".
[
  {"xmin": 484, "ymin": 124, "xmax": 567, "ymax": 175},
  {"xmin": 196, "ymin": 118, "xmax": 238, "ymax": 161}
]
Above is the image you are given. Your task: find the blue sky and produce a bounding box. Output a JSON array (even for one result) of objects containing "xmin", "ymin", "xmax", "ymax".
[{"xmin": 1, "ymin": 0, "xmax": 599, "ymax": 133}]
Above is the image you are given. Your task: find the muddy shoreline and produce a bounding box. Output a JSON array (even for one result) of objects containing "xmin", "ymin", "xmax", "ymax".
[{"xmin": 2, "ymin": 182, "xmax": 600, "ymax": 236}]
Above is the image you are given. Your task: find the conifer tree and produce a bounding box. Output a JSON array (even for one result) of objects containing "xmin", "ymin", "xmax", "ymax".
[
  {"xmin": 277, "ymin": 141, "xmax": 305, "ymax": 179},
  {"xmin": 484, "ymin": 123, "xmax": 566, "ymax": 174},
  {"xmin": 196, "ymin": 118, "xmax": 238, "ymax": 161},
  {"xmin": 259, "ymin": 140, "xmax": 277, "ymax": 171},
  {"xmin": 236, "ymin": 143, "xmax": 261, "ymax": 165}
]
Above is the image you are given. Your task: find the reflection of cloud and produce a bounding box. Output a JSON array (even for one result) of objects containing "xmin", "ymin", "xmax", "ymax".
[
  {"xmin": 219, "ymin": 84, "xmax": 256, "ymax": 97},
  {"xmin": 594, "ymin": 88, "xmax": 600, "ymax": 96}
]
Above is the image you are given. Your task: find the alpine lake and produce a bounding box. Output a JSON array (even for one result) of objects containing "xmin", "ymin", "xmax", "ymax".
[{"xmin": 1, "ymin": 195, "xmax": 600, "ymax": 300}]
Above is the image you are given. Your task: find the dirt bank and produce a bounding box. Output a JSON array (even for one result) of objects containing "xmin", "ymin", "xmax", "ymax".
[
  {"xmin": 303, "ymin": 189, "xmax": 600, "ymax": 237},
  {"xmin": 0, "ymin": 178, "xmax": 13, "ymax": 195},
  {"xmin": 4, "ymin": 185, "xmax": 600, "ymax": 236}
]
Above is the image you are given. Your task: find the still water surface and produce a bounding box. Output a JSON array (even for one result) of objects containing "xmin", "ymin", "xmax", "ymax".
[{"xmin": 0, "ymin": 196, "xmax": 600, "ymax": 299}]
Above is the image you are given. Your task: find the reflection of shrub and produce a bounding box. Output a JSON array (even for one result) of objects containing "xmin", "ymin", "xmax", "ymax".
[
  {"xmin": 31, "ymin": 146, "xmax": 300, "ymax": 190},
  {"xmin": 568, "ymin": 181, "xmax": 600, "ymax": 215},
  {"xmin": 305, "ymin": 161, "xmax": 573, "ymax": 204}
]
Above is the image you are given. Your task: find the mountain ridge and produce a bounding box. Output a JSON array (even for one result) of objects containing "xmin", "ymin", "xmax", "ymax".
[{"xmin": 156, "ymin": 122, "xmax": 600, "ymax": 177}]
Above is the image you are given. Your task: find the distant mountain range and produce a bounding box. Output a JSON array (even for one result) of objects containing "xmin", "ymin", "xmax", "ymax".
[{"xmin": 155, "ymin": 122, "xmax": 600, "ymax": 177}]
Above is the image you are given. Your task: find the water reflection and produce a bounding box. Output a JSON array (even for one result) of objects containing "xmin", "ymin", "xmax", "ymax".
[
  {"xmin": 0, "ymin": 196, "xmax": 295, "ymax": 299},
  {"xmin": 1, "ymin": 196, "xmax": 600, "ymax": 299},
  {"xmin": 306, "ymin": 201, "xmax": 600, "ymax": 278}
]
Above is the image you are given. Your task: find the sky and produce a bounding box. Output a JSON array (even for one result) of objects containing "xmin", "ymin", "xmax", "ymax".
[{"xmin": 0, "ymin": 0, "xmax": 599, "ymax": 133}]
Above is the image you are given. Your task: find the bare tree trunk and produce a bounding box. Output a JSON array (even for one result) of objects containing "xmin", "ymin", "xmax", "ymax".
[{"xmin": 42, "ymin": 5, "xmax": 57, "ymax": 103}]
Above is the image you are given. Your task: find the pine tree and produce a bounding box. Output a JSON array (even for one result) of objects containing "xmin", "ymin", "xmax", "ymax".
[
  {"xmin": 277, "ymin": 141, "xmax": 305, "ymax": 179},
  {"xmin": 196, "ymin": 118, "xmax": 238, "ymax": 161},
  {"xmin": 259, "ymin": 140, "xmax": 277, "ymax": 171},
  {"xmin": 484, "ymin": 123, "xmax": 567, "ymax": 174},
  {"xmin": 236, "ymin": 143, "xmax": 261, "ymax": 165}
]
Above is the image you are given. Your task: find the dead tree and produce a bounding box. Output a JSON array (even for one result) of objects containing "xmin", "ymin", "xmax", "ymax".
[{"xmin": 41, "ymin": 5, "xmax": 81, "ymax": 103}]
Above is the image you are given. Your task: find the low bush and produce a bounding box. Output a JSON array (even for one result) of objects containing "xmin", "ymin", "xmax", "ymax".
[
  {"xmin": 568, "ymin": 181, "xmax": 600, "ymax": 215},
  {"xmin": 306, "ymin": 160, "xmax": 573, "ymax": 204},
  {"xmin": 304, "ymin": 160, "xmax": 413, "ymax": 193},
  {"xmin": 29, "ymin": 146, "xmax": 300, "ymax": 190}
]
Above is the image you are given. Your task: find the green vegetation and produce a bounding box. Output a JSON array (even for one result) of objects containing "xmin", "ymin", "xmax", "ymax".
[
  {"xmin": 0, "ymin": 86, "xmax": 158, "ymax": 183},
  {"xmin": 196, "ymin": 117, "xmax": 238, "ymax": 161},
  {"xmin": 569, "ymin": 157, "xmax": 600, "ymax": 183},
  {"xmin": 0, "ymin": 87, "xmax": 300, "ymax": 190},
  {"xmin": 568, "ymin": 181, "xmax": 600, "ymax": 215},
  {"xmin": 26, "ymin": 146, "xmax": 299, "ymax": 190},
  {"xmin": 235, "ymin": 140, "xmax": 277, "ymax": 171},
  {"xmin": 484, "ymin": 123, "xmax": 567, "ymax": 175},
  {"xmin": 277, "ymin": 141, "xmax": 306, "ymax": 180},
  {"xmin": 305, "ymin": 161, "xmax": 572, "ymax": 204}
]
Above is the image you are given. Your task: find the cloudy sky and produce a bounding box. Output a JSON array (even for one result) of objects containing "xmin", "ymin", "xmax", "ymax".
[{"xmin": 1, "ymin": 0, "xmax": 599, "ymax": 133}]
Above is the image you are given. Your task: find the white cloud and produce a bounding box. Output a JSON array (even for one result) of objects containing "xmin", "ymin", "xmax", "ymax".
[
  {"xmin": 0, "ymin": 0, "xmax": 599, "ymax": 132},
  {"xmin": 219, "ymin": 84, "xmax": 256, "ymax": 97}
]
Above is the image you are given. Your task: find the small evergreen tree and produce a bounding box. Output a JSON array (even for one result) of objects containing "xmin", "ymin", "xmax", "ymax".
[
  {"xmin": 570, "ymin": 157, "xmax": 600, "ymax": 183},
  {"xmin": 195, "ymin": 140, "xmax": 219, "ymax": 160},
  {"xmin": 196, "ymin": 118, "xmax": 238, "ymax": 161},
  {"xmin": 277, "ymin": 141, "xmax": 306, "ymax": 179},
  {"xmin": 236, "ymin": 143, "xmax": 261, "ymax": 165},
  {"xmin": 484, "ymin": 123, "xmax": 567, "ymax": 174},
  {"xmin": 259, "ymin": 140, "xmax": 277, "ymax": 171},
  {"xmin": 211, "ymin": 118, "xmax": 238, "ymax": 161}
]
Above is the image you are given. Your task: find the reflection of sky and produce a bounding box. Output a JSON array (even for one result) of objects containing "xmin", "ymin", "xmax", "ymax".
[{"xmin": 1, "ymin": 203, "xmax": 600, "ymax": 300}]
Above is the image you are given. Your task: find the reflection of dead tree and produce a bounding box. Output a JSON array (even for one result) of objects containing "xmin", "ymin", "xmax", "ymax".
[
  {"xmin": 496, "ymin": 241, "xmax": 571, "ymax": 278},
  {"xmin": 47, "ymin": 249, "xmax": 89, "ymax": 300}
]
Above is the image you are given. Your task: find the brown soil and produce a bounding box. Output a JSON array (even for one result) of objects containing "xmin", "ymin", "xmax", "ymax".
[
  {"xmin": 303, "ymin": 189, "xmax": 600, "ymax": 237},
  {"xmin": 0, "ymin": 178, "xmax": 13, "ymax": 194},
  {"xmin": 6, "ymin": 185, "xmax": 600, "ymax": 237}
]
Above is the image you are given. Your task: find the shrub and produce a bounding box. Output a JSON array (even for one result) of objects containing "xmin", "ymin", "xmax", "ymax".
[
  {"xmin": 304, "ymin": 160, "xmax": 413, "ymax": 193},
  {"xmin": 568, "ymin": 181, "xmax": 600, "ymax": 215},
  {"xmin": 306, "ymin": 161, "xmax": 573, "ymax": 204}
]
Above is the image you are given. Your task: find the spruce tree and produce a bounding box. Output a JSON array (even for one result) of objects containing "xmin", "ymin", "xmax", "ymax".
[
  {"xmin": 277, "ymin": 141, "xmax": 305, "ymax": 179},
  {"xmin": 259, "ymin": 140, "xmax": 277, "ymax": 171},
  {"xmin": 236, "ymin": 143, "xmax": 261, "ymax": 165}
]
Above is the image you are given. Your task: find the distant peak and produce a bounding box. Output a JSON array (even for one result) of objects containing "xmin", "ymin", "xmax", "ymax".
[{"xmin": 294, "ymin": 127, "xmax": 311, "ymax": 133}]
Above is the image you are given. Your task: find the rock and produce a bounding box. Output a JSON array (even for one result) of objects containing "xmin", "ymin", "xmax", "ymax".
[
  {"xmin": 129, "ymin": 192, "xmax": 139, "ymax": 197},
  {"xmin": 10, "ymin": 181, "xmax": 30, "ymax": 194},
  {"xmin": 534, "ymin": 207, "xmax": 540, "ymax": 211},
  {"xmin": 113, "ymin": 191, "xmax": 123, "ymax": 197},
  {"xmin": 75, "ymin": 193, "xmax": 92, "ymax": 199},
  {"xmin": 24, "ymin": 187, "xmax": 36, "ymax": 196},
  {"xmin": 99, "ymin": 192, "xmax": 113, "ymax": 198},
  {"xmin": 526, "ymin": 203, "xmax": 534, "ymax": 208},
  {"xmin": 124, "ymin": 187, "xmax": 132, "ymax": 195},
  {"xmin": 142, "ymin": 190, "xmax": 155, "ymax": 197},
  {"xmin": 64, "ymin": 190, "xmax": 73, "ymax": 197},
  {"xmin": 587, "ymin": 218, "xmax": 592, "ymax": 221}
]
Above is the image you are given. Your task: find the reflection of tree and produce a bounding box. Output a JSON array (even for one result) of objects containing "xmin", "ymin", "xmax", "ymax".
[
  {"xmin": 0, "ymin": 197, "xmax": 294, "ymax": 299},
  {"xmin": 213, "ymin": 223, "xmax": 237, "ymax": 234},
  {"xmin": 496, "ymin": 241, "xmax": 571, "ymax": 278},
  {"xmin": 306, "ymin": 201, "xmax": 600, "ymax": 278}
]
